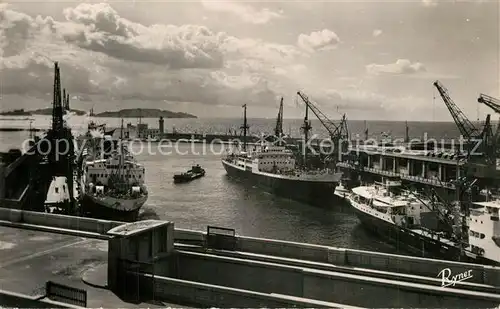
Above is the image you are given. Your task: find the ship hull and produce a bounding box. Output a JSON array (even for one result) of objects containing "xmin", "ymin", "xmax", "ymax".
[
  {"xmin": 222, "ymin": 159, "xmax": 340, "ymax": 206},
  {"xmin": 174, "ymin": 172, "xmax": 205, "ymax": 183},
  {"xmin": 81, "ymin": 193, "xmax": 147, "ymax": 221},
  {"xmin": 350, "ymin": 200, "xmax": 500, "ymax": 266}
]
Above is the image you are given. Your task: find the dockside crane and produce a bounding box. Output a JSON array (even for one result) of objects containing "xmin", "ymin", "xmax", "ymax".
[
  {"xmin": 433, "ymin": 80, "xmax": 478, "ymax": 141},
  {"xmin": 296, "ymin": 91, "xmax": 349, "ymax": 161},
  {"xmin": 433, "ymin": 81, "xmax": 496, "ymax": 258},
  {"xmin": 433, "ymin": 81, "xmax": 494, "ymax": 162},
  {"xmin": 478, "ymin": 93, "xmax": 500, "ymax": 137},
  {"xmin": 478, "ymin": 93, "xmax": 500, "ymax": 113},
  {"xmin": 478, "ymin": 93, "xmax": 500, "ymax": 159},
  {"xmin": 297, "ymin": 92, "xmax": 349, "ymax": 142},
  {"xmin": 52, "ymin": 62, "xmax": 64, "ymax": 133}
]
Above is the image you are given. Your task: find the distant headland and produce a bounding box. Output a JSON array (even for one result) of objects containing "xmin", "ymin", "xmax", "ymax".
[
  {"xmin": 0, "ymin": 108, "xmax": 197, "ymax": 119},
  {"xmin": 94, "ymin": 108, "xmax": 197, "ymax": 118},
  {"xmin": 0, "ymin": 108, "xmax": 86, "ymax": 116}
]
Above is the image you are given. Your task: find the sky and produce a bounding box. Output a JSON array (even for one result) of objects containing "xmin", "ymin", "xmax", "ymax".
[{"xmin": 0, "ymin": 0, "xmax": 498, "ymax": 120}]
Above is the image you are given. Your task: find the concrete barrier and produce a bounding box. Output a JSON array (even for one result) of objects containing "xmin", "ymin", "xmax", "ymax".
[
  {"xmin": 135, "ymin": 273, "xmax": 361, "ymax": 308},
  {"xmin": 187, "ymin": 245, "xmax": 499, "ymax": 294},
  {"xmin": 174, "ymin": 250, "xmax": 500, "ymax": 308},
  {"xmin": 21, "ymin": 211, "xmax": 121, "ymax": 233},
  {"xmin": 0, "ymin": 210, "xmax": 498, "ymax": 288},
  {"xmin": 174, "ymin": 228, "xmax": 205, "ymax": 246},
  {"xmin": 238, "ymin": 235, "xmax": 331, "ymax": 262},
  {"xmin": 302, "ymin": 268, "xmax": 500, "ymax": 308},
  {"xmin": 176, "ymin": 251, "xmax": 304, "ymax": 296},
  {"xmin": 234, "ymin": 233, "xmax": 500, "ymax": 287},
  {"xmin": 0, "ymin": 208, "xmax": 122, "ymax": 235},
  {"xmin": 0, "ymin": 290, "xmax": 84, "ymax": 308},
  {"xmin": 345, "ymin": 248, "xmax": 500, "ymax": 286}
]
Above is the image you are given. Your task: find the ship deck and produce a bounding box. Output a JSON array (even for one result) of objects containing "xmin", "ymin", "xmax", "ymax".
[{"xmin": 0, "ymin": 226, "xmax": 195, "ymax": 308}]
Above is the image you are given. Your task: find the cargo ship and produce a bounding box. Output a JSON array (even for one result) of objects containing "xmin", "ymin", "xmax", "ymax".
[
  {"xmin": 337, "ymin": 81, "xmax": 499, "ymax": 202},
  {"xmin": 222, "ymin": 101, "xmax": 342, "ymax": 206},
  {"xmin": 347, "ymin": 180, "xmax": 500, "ymax": 266},
  {"xmin": 80, "ymin": 120, "xmax": 148, "ymax": 221}
]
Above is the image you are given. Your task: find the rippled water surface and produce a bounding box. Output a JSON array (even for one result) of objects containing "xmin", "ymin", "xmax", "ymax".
[{"xmin": 0, "ymin": 116, "xmax": 461, "ymax": 253}]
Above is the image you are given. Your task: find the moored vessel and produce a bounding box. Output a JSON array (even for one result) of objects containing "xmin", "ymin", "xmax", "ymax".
[
  {"xmin": 222, "ymin": 101, "xmax": 342, "ymax": 206},
  {"xmin": 222, "ymin": 147, "xmax": 341, "ymax": 205},
  {"xmin": 347, "ymin": 181, "xmax": 500, "ymax": 265},
  {"xmin": 80, "ymin": 120, "xmax": 148, "ymax": 221},
  {"xmin": 333, "ymin": 179, "xmax": 351, "ymax": 200}
]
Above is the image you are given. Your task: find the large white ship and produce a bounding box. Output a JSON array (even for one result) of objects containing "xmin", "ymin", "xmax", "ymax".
[
  {"xmin": 222, "ymin": 101, "xmax": 342, "ymax": 206},
  {"xmin": 222, "ymin": 144, "xmax": 342, "ymax": 205},
  {"xmin": 347, "ymin": 181, "xmax": 500, "ymax": 266}
]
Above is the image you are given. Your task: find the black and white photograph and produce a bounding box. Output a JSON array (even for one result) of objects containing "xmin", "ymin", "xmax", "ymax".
[{"xmin": 0, "ymin": 0, "xmax": 499, "ymax": 307}]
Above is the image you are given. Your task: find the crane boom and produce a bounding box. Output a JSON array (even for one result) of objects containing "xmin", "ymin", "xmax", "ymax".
[
  {"xmin": 478, "ymin": 93, "xmax": 500, "ymax": 114},
  {"xmin": 478, "ymin": 94, "xmax": 500, "ymax": 160},
  {"xmin": 433, "ymin": 80, "xmax": 477, "ymax": 140},
  {"xmin": 296, "ymin": 91, "xmax": 348, "ymax": 141}
]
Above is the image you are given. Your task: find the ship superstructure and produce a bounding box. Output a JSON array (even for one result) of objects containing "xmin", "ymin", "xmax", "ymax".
[
  {"xmin": 347, "ymin": 181, "xmax": 500, "ymax": 265},
  {"xmin": 468, "ymin": 199, "xmax": 500, "ymax": 262},
  {"xmin": 222, "ymin": 100, "xmax": 342, "ymax": 206},
  {"xmin": 80, "ymin": 120, "xmax": 147, "ymax": 220}
]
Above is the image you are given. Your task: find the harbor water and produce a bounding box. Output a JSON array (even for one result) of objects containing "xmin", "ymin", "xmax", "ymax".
[{"xmin": 0, "ymin": 116, "xmax": 462, "ymax": 254}]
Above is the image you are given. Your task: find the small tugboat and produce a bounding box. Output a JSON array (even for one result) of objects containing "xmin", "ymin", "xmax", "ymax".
[
  {"xmin": 334, "ymin": 179, "xmax": 350, "ymax": 200},
  {"xmin": 173, "ymin": 164, "xmax": 206, "ymax": 183}
]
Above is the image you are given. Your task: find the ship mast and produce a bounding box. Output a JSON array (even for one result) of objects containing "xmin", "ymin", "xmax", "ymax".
[
  {"xmin": 63, "ymin": 89, "xmax": 66, "ymax": 111},
  {"xmin": 29, "ymin": 119, "xmax": 34, "ymax": 140},
  {"xmin": 119, "ymin": 119, "xmax": 124, "ymax": 183},
  {"xmin": 274, "ymin": 97, "xmax": 284, "ymax": 139},
  {"xmin": 301, "ymin": 102, "xmax": 312, "ymax": 166},
  {"xmin": 241, "ymin": 104, "xmax": 249, "ymax": 152},
  {"xmin": 364, "ymin": 120, "xmax": 368, "ymax": 141},
  {"xmin": 404, "ymin": 121, "xmax": 409, "ymax": 143}
]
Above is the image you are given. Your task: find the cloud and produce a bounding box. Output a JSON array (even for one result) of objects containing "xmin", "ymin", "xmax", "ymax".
[
  {"xmin": 315, "ymin": 89, "xmax": 388, "ymax": 112},
  {"xmin": 1, "ymin": 3, "xmax": 447, "ymax": 120},
  {"xmin": 0, "ymin": 3, "xmax": 307, "ymax": 109},
  {"xmin": 59, "ymin": 3, "xmax": 225, "ymax": 69},
  {"xmin": 201, "ymin": 1, "xmax": 283, "ymax": 24},
  {"xmin": 422, "ymin": 0, "xmax": 438, "ymax": 7},
  {"xmin": 366, "ymin": 59, "xmax": 426, "ymax": 75},
  {"xmin": 297, "ymin": 29, "xmax": 340, "ymax": 53},
  {"xmin": 221, "ymin": 37, "xmax": 303, "ymax": 64},
  {"xmin": 372, "ymin": 29, "xmax": 382, "ymax": 37}
]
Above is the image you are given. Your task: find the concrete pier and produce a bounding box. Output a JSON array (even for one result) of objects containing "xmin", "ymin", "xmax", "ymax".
[{"xmin": 0, "ymin": 209, "xmax": 499, "ymax": 308}]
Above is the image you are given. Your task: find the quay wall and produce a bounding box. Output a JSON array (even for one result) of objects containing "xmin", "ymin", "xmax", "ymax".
[
  {"xmin": 238, "ymin": 235, "xmax": 500, "ymax": 286},
  {"xmin": 0, "ymin": 290, "xmax": 84, "ymax": 308},
  {"xmin": 136, "ymin": 273, "xmax": 355, "ymax": 308},
  {"xmin": 0, "ymin": 209, "xmax": 499, "ymax": 287},
  {"xmin": 175, "ymin": 228, "xmax": 500, "ymax": 287},
  {"xmin": 173, "ymin": 250, "xmax": 499, "ymax": 308},
  {"xmin": 0, "ymin": 208, "xmax": 122, "ymax": 234}
]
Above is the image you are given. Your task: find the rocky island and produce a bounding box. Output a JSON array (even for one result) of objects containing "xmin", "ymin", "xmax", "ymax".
[
  {"xmin": 95, "ymin": 108, "xmax": 197, "ymax": 118},
  {"xmin": 1, "ymin": 108, "xmax": 196, "ymax": 118}
]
